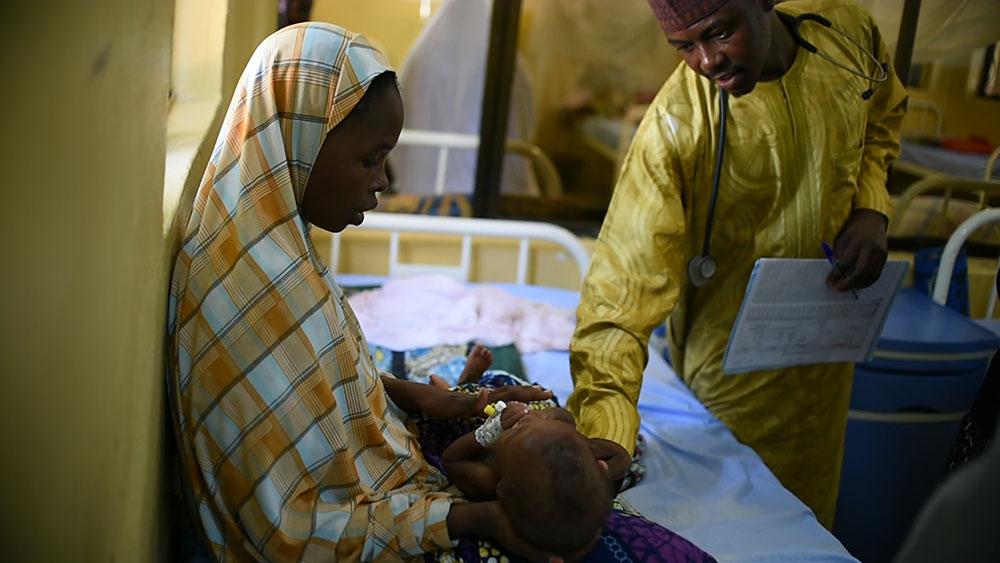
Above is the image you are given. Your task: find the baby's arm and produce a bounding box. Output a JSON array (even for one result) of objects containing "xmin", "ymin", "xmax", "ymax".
[
  {"xmin": 442, "ymin": 401, "xmax": 530, "ymax": 500},
  {"xmin": 442, "ymin": 432, "xmax": 500, "ymax": 501}
]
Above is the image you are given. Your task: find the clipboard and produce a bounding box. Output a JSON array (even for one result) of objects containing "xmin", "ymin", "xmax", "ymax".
[{"xmin": 722, "ymin": 258, "xmax": 908, "ymax": 375}]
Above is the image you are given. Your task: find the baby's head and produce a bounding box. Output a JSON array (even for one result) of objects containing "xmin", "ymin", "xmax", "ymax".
[{"xmin": 495, "ymin": 414, "xmax": 613, "ymax": 559}]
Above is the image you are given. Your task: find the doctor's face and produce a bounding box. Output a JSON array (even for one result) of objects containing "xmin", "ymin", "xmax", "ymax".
[{"xmin": 665, "ymin": 0, "xmax": 774, "ymax": 96}]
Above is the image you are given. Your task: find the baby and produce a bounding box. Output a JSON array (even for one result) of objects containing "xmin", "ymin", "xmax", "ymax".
[{"xmin": 427, "ymin": 346, "xmax": 614, "ymax": 559}]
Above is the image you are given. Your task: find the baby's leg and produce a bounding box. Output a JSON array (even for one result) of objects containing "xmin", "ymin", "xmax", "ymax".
[
  {"xmin": 429, "ymin": 374, "xmax": 451, "ymax": 389},
  {"xmin": 458, "ymin": 344, "xmax": 493, "ymax": 385}
]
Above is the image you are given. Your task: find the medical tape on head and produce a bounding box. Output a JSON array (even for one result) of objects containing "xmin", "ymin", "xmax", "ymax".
[{"xmin": 474, "ymin": 400, "xmax": 507, "ymax": 447}]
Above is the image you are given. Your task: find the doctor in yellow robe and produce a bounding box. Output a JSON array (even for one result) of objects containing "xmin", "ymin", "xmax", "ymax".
[{"xmin": 568, "ymin": 0, "xmax": 906, "ymax": 528}]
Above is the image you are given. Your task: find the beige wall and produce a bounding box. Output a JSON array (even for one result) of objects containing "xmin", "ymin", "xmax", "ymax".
[
  {"xmin": 908, "ymin": 59, "xmax": 1000, "ymax": 145},
  {"xmin": 0, "ymin": 1, "xmax": 275, "ymax": 561},
  {"xmin": 856, "ymin": 0, "xmax": 1000, "ymax": 144},
  {"xmin": 0, "ymin": 1, "xmax": 174, "ymax": 561},
  {"xmin": 312, "ymin": 0, "xmax": 444, "ymax": 69},
  {"xmin": 224, "ymin": 0, "xmax": 281, "ymax": 98}
]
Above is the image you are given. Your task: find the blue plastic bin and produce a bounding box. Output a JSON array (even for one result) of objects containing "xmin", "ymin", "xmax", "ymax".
[{"xmin": 833, "ymin": 288, "xmax": 999, "ymax": 563}]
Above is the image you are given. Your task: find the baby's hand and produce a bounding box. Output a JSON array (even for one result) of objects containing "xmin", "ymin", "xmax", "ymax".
[{"xmin": 499, "ymin": 401, "xmax": 530, "ymax": 430}]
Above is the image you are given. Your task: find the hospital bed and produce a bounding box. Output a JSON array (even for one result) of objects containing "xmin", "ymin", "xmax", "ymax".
[
  {"xmin": 891, "ymin": 174, "xmax": 1000, "ymax": 239},
  {"xmin": 579, "ymin": 100, "xmax": 1000, "ymax": 184},
  {"xmin": 896, "ymin": 99, "xmax": 1000, "ymax": 181},
  {"xmin": 381, "ymin": 128, "xmax": 613, "ymax": 224},
  {"xmin": 577, "ymin": 106, "xmax": 647, "ymax": 174},
  {"xmin": 318, "ymin": 212, "xmax": 860, "ymax": 562},
  {"xmin": 888, "ymin": 174, "xmax": 1000, "ymax": 317},
  {"xmin": 898, "ymin": 141, "xmax": 1000, "ymax": 181},
  {"xmin": 933, "ymin": 208, "xmax": 1000, "ymax": 333},
  {"xmin": 392, "ymin": 128, "xmax": 564, "ymax": 198}
]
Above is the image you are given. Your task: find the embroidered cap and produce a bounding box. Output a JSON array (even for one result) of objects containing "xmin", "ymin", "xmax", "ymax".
[{"xmin": 646, "ymin": 0, "xmax": 732, "ymax": 33}]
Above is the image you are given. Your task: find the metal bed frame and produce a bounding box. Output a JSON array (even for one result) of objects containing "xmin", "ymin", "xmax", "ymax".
[
  {"xmin": 329, "ymin": 211, "xmax": 590, "ymax": 286},
  {"xmin": 395, "ymin": 129, "xmax": 564, "ymax": 198}
]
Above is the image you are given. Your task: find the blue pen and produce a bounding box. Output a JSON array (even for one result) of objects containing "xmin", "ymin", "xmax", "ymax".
[{"xmin": 821, "ymin": 241, "xmax": 859, "ymax": 300}]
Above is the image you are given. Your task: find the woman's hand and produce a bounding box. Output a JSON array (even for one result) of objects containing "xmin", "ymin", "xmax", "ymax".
[
  {"xmin": 380, "ymin": 375, "xmax": 476, "ymax": 419},
  {"xmin": 829, "ymin": 208, "xmax": 888, "ymax": 291},
  {"xmin": 416, "ymin": 385, "xmax": 484, "ymax": 420},
  {"xmin": 460, "ymin": 385, "xmax": 552, "ymax": 420},
  {"xmin": 382, "ymin": 374, "xmax": 554, "ymax": 420},
  {"xmin": 482, "ymin": 385, "xmax": 553, "ymax": 407},
  {"xmin": 416, "ymin": 386, "xmax": 550, "ymax": 420}
]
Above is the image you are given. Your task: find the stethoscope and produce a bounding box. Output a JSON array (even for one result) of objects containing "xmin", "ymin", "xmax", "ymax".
[{"xmin": 687, "ymin": 12, "xmax": 891, "ymax": 287}]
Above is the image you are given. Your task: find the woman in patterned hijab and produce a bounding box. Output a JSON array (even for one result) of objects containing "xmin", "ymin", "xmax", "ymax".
[{"xmin": 167, "ymin": 22, "xmax": 549, "ymax": 561}]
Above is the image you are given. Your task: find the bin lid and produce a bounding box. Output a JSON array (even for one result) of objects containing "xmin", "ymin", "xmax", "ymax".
[{"xmin": 872, "ymin": 288, "xmax": 1000, "ymax": 359}]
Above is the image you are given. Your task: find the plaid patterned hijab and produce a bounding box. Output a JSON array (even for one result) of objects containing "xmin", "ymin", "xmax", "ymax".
[{"xmin": 167, "ymin": 23, "xmax": 454, "ymax": 561}]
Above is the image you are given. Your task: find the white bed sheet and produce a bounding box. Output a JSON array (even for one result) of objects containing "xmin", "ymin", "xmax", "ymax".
[{"xmin": 339, "ymin": 275, "xmax": 858, "ymax": 562}]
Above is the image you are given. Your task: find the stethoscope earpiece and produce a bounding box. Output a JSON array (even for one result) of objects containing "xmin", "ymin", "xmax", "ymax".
[
  {"xmin": 861, "ymin": 64, "xmax": 890, "ymax": 100},
  {"xmin": 783, "ymin": 12, "xmax": 889, "ymax": 100}
]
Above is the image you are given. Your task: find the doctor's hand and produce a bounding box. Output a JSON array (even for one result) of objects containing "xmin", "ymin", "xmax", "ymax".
[{"xmin": 829, "ymin": 208, "xmax": 888, "ymax": 291}]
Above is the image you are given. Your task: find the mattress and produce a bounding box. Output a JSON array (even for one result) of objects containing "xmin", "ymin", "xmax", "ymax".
[{"xmin": 340, "ymin": 275, "xmax": 859, "ymax": 562}]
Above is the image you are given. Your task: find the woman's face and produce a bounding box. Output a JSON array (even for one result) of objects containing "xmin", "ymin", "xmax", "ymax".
[{"xmin": 300, "ymin": 82, "xmax": 404, "ymax": 232}]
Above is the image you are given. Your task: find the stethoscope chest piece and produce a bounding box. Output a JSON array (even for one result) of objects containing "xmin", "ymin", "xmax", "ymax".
[
  {"xmin": 688, "ymin": 254, "xmax": 717, "ymax": 287},
  {"xmin": 687, "ymin": 89, "xmax": 728, "ymax": 288}
]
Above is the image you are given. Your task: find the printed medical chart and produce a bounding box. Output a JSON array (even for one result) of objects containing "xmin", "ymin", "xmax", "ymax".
[{"xmin": 723, "ymin": 259, "xmax": 908, "ymax": 374}]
